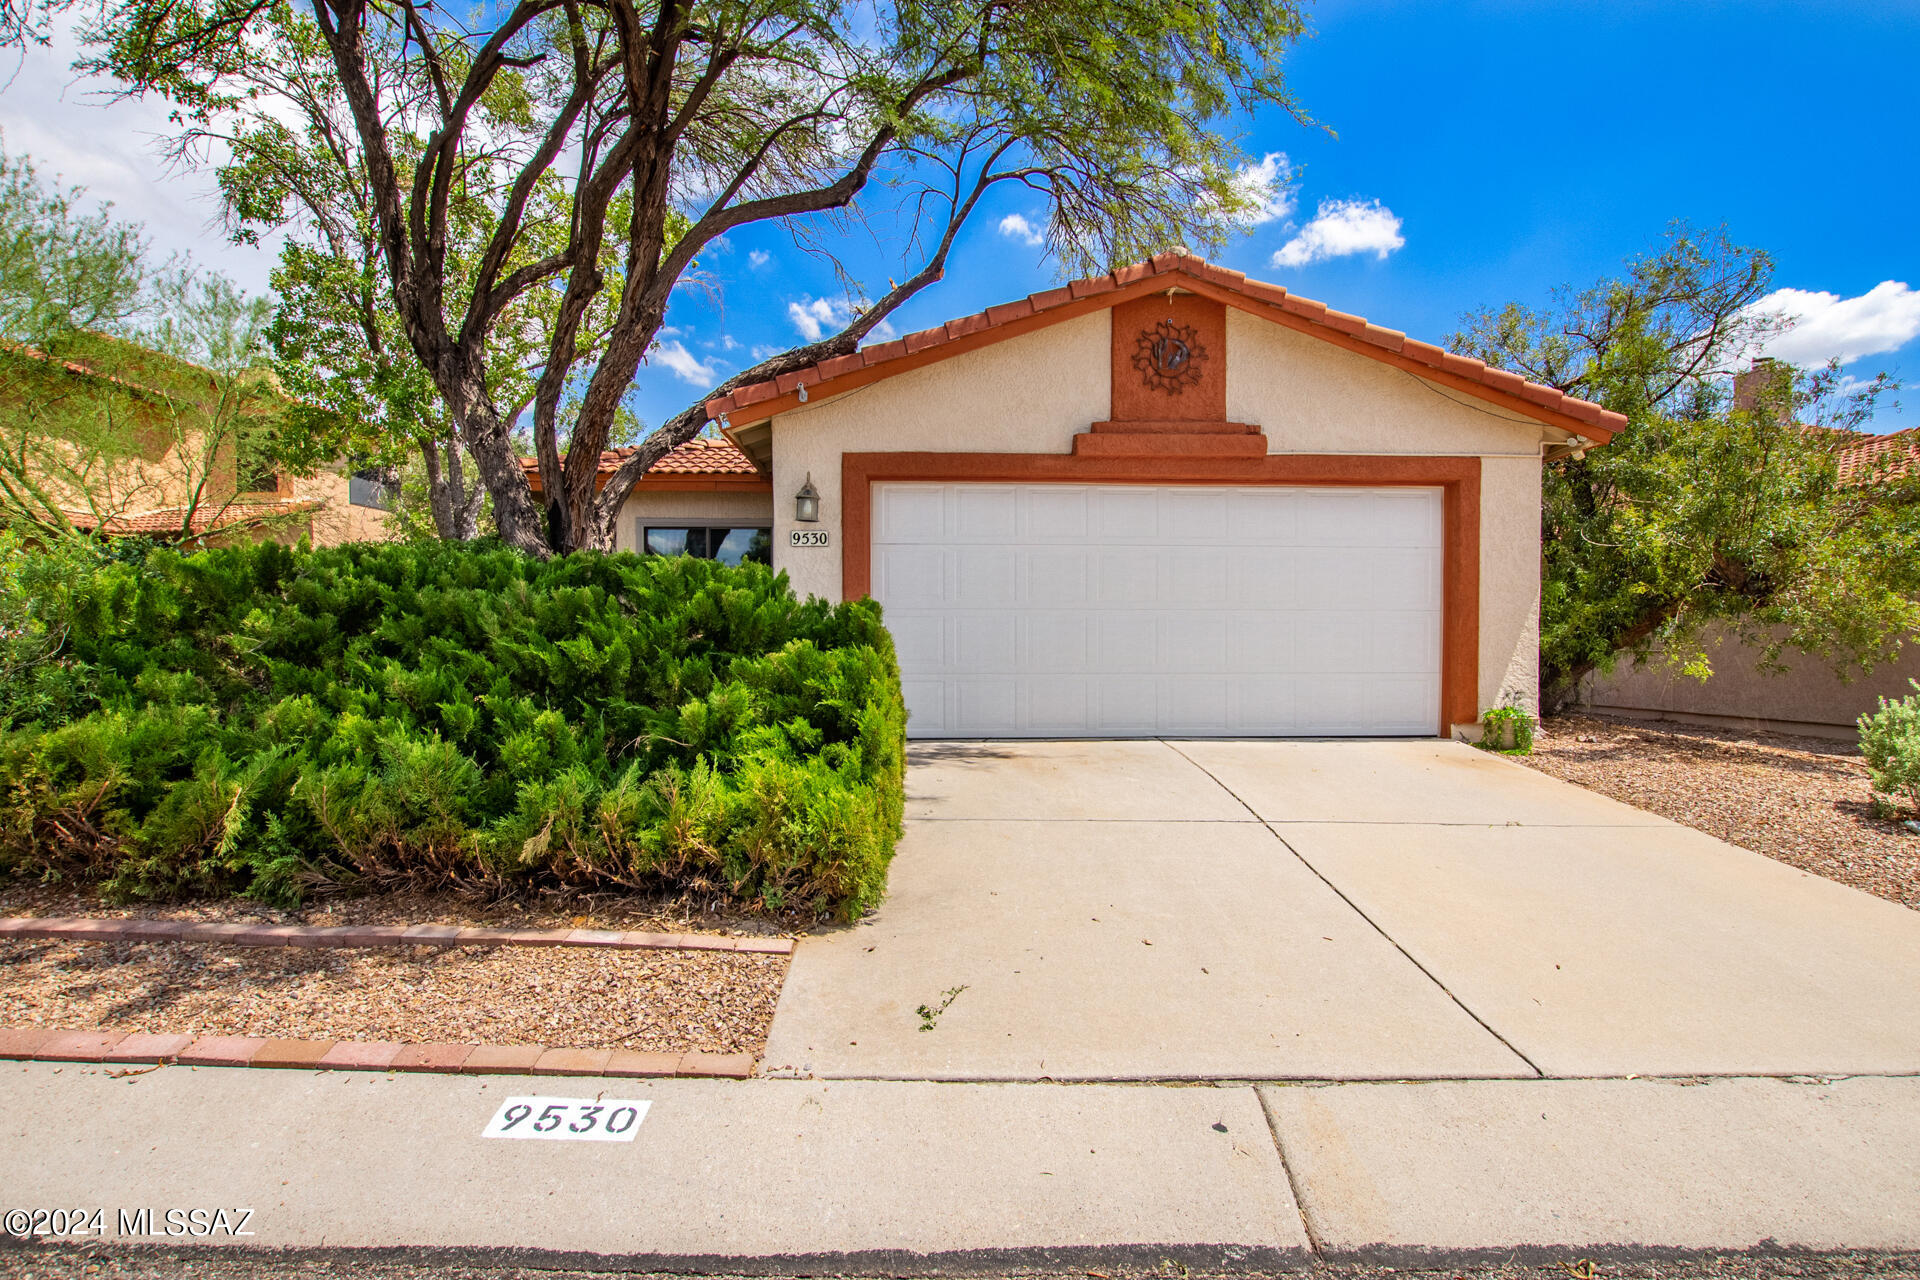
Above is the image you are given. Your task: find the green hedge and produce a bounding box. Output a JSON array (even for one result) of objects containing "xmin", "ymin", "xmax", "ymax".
[{"xmin": 0, "ymin": 537, "xmax": 906, "ymax": 918}]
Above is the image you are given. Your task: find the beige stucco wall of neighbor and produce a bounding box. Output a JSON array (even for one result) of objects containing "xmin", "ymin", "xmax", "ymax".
[
  {"xmin": 299, "ymin": 467, "xmax": 396, "ymax": 546},
  {"xmin": 764, "ymin": 302, "xmax": 1558, "ymax": 721},
  {"xmin": 1580, "ymin": 624, "xmax": 1920, "ymax": 739},
  {"xmin": 613, "ymin": 487, "xmax": 775, "ymax": 553}
]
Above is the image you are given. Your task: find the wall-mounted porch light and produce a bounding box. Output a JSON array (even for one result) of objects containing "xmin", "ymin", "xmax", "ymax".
[{"xmin": 795, "ymin": 473, "xmax": 821, "ymax": 523}]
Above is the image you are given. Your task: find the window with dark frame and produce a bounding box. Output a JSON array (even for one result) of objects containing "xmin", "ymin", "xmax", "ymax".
[
  {"xmin": 347, "ymin": 470, "xmax": 396, "ymax": 510},
  {"xmin": 641, "ymin": 525, "xmax": 773, "ymax": 566}
]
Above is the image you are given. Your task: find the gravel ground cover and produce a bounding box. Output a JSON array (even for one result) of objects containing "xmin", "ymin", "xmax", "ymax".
[
  {"xmin": 1525, "ymin": 714, "xmax": 1919, "ymax": 911},
  {"xmin": 0, "ymin": 937, "xmax": 785, "ymax": 1054},
  {"xmin": 0, "ymin": 885, "xmax": 792, "ymax": 940},
  {"xmin": 2, "ymin": 1249, "xmax": 1917, "ymax": 1280}
]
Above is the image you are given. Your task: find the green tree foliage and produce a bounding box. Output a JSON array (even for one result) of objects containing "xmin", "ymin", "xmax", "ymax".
[
  {"xmin": 75, "ymin": 0, "xmax": 1312, "ymax": 554},
  {"xmin": 0, "ymin": 538, "xmax": 906, "ymax": 918},
  {"xmin": 0, "ymin": 144, "xmax": 298, "ymax": 540},
  {"xmin": 1452, "ymin": 225, "xmax": 1920, "ymax": 710}
]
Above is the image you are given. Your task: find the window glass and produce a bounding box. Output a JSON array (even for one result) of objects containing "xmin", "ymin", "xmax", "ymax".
[
  {"xmin": 347, "ymin": 473, "xmax": 394, "ymax": 510},
  {"xmin": 645, "ymin": 527, "xmax": 698, "ymax": 557},
  {"xmin": 711, "ymin": 527, "xmax": 773, "ymax": 566}
]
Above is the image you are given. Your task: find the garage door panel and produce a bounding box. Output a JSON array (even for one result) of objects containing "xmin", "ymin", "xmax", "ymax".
[
  {"xmin": 1160, "ymin": 489, "xmax": 1222, "ymax": 541},
  {"xmin": 1095, "ymin": 613, "xmax": 1159, "ymax": 671},
  {"xmin": 954, "ymin": 549, "xmax": 1018, "ymax": 607},
  {"xmin": 900, "ymin": 679, "xmax": 947, "ymax": 736},
  {"xmin": 954, "ymin": 614, "xmax": 1016, "ymax": 670},
  {"xmin": 877, "ymin": 484, "xmax": 948, "ymax": 542},
  {"xmin": 1228, "ymin": 550, "xmax": 1297, "ymax": 600},
  {"xmin": 1023, "ymin": 487, "xmax": 1090, "ymax": 541},
  {"xmin": 1096, "ymin": 552, "xmax": 1158, "ymax": 605},
  {"xmin": 1026, "ymin": 550, "xmax": 1090, "ymax": 605},
  {"xmin": 1229, "ymin": 614, "xmax": 1296, "ymax": 672},
  {"xmin": 1093, "ymin": 488, "xmax": 1159, "ymax": 541},
  {"xmin": 889, "ymin": 614, "xmax": 946, "ymax": 669},
  {"xmin": 876, "ymin": 547, "xmax": 947, "ymax": 606},
  {"xmin": 873, "ymin": 483, "xmax": 1442, "ymax": 738},
  {"xmin": 1231, "ymin": 677, "xmax": 1298, "ymax": 733},
  {"xmin": 1162, "ymin": 552, "xmax": 1228, "ymax": 606},
  {"xmin": 1161, "ymin": 613, "xmax": 1229, "ymax": 669},
  {"xmin": 1228, "ymin": 489, "xmax": 1298, "ymax": 542},
  {"xmin": 1370, "ymin": 613, "xmax": 1442, "ymax": 672},
  {"xmin": 1023, "ymin": 677, "xmax": 1089, "ymax": 733},
  {"xmin": 953, "ymin": 679, "xmax": 1017, "ymax": 735},
  {"xmin": 954, "ymin": 486, "xmax": 1018, "ymax": 540},
  {"xmin": 1094, "ymin": 679, "xmax": 1158, "ymax": 733},
  {"xmin": 1163, "ymin": 677, "xmax": 1231, "ymax": 733},
  {"xmin": 1019, "ymin": 612, "xmax": 1087, "ymax": 673}
]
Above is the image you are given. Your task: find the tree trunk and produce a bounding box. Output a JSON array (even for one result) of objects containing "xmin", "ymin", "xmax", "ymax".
[{"xmin": 447, "ymin": 442, "xmax": 483, "ymax": 540}]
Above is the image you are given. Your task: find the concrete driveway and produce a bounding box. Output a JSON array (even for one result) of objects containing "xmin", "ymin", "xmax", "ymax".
[{"xmin": 762, "ymin": 739, "xmax": 1920, "ymax": 1081}]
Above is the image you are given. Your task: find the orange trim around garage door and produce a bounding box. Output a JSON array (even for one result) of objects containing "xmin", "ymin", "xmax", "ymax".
[{"xmin": 840, "ymin": 452, "xmax": 1482, "ymax": 737}]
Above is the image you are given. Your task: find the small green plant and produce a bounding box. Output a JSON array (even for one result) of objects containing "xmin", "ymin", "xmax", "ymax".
[
  {"xmin": 1858, "ymin": 681, "xmax": 1920, "ymax": 818},
  {"xmin": 1477, "ymin": 704, "xmax": 1535, "ymax": 755},
  {"xmin": 916, "ymin": 985, "xmax": 968, "ymax": 1032}
]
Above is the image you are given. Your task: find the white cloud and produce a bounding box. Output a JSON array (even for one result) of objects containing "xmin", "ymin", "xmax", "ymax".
[
  {"xmin": 788, "ymin": 297, "xmax": 843, "ymax": 341},
  {"xmin": 998, "ymin": 213, "xmax": 1044, "ymax": 247},
  {"xmin": 1272, "ymin": 198, "xmax": 1406, "ymax": 268},
  {"xmin": 1745, "ymin": 281, "xmax": 1920, "ymax": 366},
  {"xmin": 1229, "ymin": 152, "xmax": 1294, "ymax": 226},
  {"xmin": 750, "ymin": 344, "xmax": 783, "ymax": 360},
  {"xmin": 787, "ymin": 296, "xmax": 893, "ymax": 344},
  {"xmin": 651, "ymin": 339, "xmax": 723, "ymax": 387},
  {"xmin": 748, "ymin": 249, "xmax": 772, "ymax": 269}
]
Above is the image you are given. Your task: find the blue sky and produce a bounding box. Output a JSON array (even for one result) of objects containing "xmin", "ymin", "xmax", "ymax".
[
  {"xmin": 648, "ymin": 0, "xmax": 1919, "ymax": 434},
  {"xmin": 4, "ymin": 0, "xmax": 1915, "ymax": 434}
]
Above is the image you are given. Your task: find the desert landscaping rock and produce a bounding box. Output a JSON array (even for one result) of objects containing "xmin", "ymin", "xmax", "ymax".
[
  {"xmin": 0, "ymin": 937, "xmax": 785, "ymax": 1055},
  {"xmin": 1527, "ymin": 714, "xmax": 1918, "ymax": 910}
]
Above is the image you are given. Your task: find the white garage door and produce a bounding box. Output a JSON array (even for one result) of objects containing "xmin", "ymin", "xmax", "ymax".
[{"xmin": 871, "ymin": 483, "xmax": 1443, "ymax": 738}]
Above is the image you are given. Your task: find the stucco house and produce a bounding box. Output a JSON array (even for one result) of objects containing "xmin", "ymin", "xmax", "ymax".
[{"xmin": 639, "ymin": 253, "xmax": 1619, "ymax": 740}]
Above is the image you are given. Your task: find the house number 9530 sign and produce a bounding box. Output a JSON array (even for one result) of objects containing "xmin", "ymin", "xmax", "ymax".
[
  {"xmin": 789, "ymin": 529, "xmax": 830, "ymax": 547},
  {"xmin": 482, "ymin": 1095, "xmax": 651, "ymax": 1142}
]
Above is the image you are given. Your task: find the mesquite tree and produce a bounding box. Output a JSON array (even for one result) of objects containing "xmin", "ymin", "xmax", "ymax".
[{"xmin": 73, "ymin": 0, "xmax": 1310, "ymax": 553}]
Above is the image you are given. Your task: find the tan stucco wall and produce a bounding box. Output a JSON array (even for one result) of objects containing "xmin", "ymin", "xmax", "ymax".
[
  {"xmin": 1580, "ymin": 624, "xmax": 1920, "ymax": 738},
  {"xmin": 770, "ymin": 311, "xmax": 1112, "ymax": 600},
  {"xmin": 766, "ymin": 302, "xmax": 1558, "ymax": 723},
  {"xmin": 299, "ymin": 467, "xmax": 397, "ymax": 546},
  {"xmin": 614, "ymin": 487, "xmax": 775, "ymax": 553}
]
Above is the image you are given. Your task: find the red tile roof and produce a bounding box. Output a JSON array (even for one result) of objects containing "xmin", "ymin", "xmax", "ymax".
[
  {"xmin": 703, "ymin": 251, "xmax": 1625, "ymax": 443},
  {"xmin": 1827, "ymin": 426, "xmax": 1920, "ymax": 486},
  {"xmin": 63, "ymin": 500, "xmax": 320, "ymax": 538},
  {"xmin": 520, "ymin": 437, "xmax": 760, "ymax": 480}
]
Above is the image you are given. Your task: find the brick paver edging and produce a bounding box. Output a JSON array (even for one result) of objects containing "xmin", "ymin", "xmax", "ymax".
[
  {"xmin": 0, "ymin": 916, "xmax": 792, "ymax": 956},
  {"xmin": 0, "ymin": 1026, "xmax": 752, "ymax": 1079}
]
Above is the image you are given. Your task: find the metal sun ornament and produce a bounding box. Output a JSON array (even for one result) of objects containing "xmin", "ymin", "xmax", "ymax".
[{"xmin": 1133, "ymin": 319, "xmax": 1206, "ymax": 394}]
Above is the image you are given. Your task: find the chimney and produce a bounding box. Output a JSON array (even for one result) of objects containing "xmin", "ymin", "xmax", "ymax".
[{"xmin": 1732, "ymin": 356, "xmax": 1786, "ymax": 414}]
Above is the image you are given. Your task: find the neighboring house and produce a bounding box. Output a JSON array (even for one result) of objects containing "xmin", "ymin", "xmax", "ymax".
[
  {"xmin": 0, "ymin": 333, "xmax": 397, "ymax": 547},
  {"xmin": 1580, "ymin": 419, "xmax": 1920, "ymax": 739},
  {"xmin": 674, "ymin": 252, "xmax": 1624, "ymax": 740},
  {"xmin": 522, "ymin": 437, "xmax": 775, "ymax": 564}
]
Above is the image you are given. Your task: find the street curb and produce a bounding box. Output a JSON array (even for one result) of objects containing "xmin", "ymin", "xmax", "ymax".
[
  {"xmin": 6, "ymin": 1239, "xmax": 1919, "ymax": 1276},
  {"xmin": 0, "ymin": 915, "xmax": 793, "ymax": 955},
  {"xmin": 0, "ymin": 1026, "xmax": 753, "ymax": 1079}
]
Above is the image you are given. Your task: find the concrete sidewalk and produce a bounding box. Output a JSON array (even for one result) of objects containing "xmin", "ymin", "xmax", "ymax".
[{"xmin": 5, "ymin": 1061, "xmax": 1917, "ymax": 1267}]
